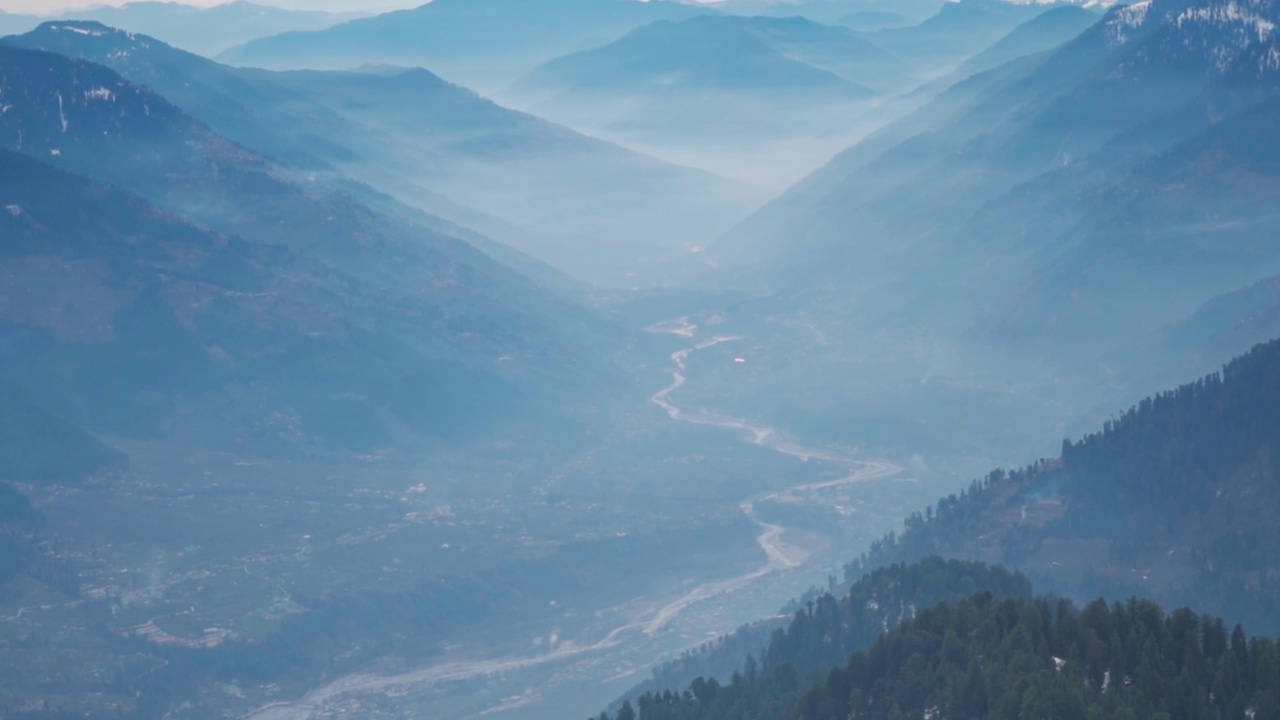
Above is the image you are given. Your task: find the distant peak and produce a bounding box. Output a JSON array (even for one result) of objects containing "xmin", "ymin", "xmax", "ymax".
[{"xmin": 40, "ymin": 20, "xmax": 115, "ymax": 37}]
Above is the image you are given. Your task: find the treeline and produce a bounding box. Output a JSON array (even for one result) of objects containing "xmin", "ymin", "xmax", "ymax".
[
  {"xmin": 796, "ymin": 593, "xmax": 1280, "ymax": 720},
  {"xmin": 607, "ymin": 559, "xmax": 1031, "ymax": 720},
  {"xmin": 1060, "ymin": 338, "xmax": 1280, "ymax": 520},
  {"xmin": 600, "ymin": 592, "xmax": 1280, "ymax": 720},
  {"xmin": 763, "ymin": 558, "xmax": 1032, "ymax": 675},
  {"xmin": 842, "ymin": 338, "xmax": 1280, "ymax": 633}
]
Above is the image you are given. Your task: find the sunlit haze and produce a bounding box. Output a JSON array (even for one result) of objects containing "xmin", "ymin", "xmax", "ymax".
[
  {"xmin": 0, "ymin": 0, "xmax": 417, "ymax": 12},
  {"xmin": 2, "ymin": 0, "xmax": 1280, "ymax": 719}
]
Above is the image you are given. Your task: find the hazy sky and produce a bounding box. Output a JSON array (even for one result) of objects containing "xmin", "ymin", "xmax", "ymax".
[{"xmin": 0, "ymin": 0, "xmax": 419, "ymax": 13}]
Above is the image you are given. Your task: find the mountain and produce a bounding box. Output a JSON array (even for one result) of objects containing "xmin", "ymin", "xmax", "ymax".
[
  {"xmin": 614, "ymin": 558, "xmax": 1032, "ymax": 711},
  {"xmin": 954, "ymin": 4, "xmax": 1102, "ymax": 77},
  {"xmin": 505, "ymin": 15, "xmax": 881, "ymax": 141},
  {"xmin": 502, "ymin": 14, "xmax": 903, "ymax": 186},
  {"xmin": 217, "ymin": 0, "xmax": 713, "ymax": 91},
  {"xmin": 8, "ymin": 22, "xmax": 763, "ymax": 284},
  {"xmin": 715, "ymin": 0, "xmax": 943, "ymax": 24},
  {"xmin": 0, "ymin": 146, "xmax": 563, "ymax": 452},
  {"xmin": 1166, "ymin": 273, "xmax": 1280, "ymax": 370},
  {"xmin": 54, "ymin": 1, "xmax": 360, "ymax": 56},
  {"xmin": 838, "ymin": 10, "xmax": 912, "ymax": 30},
  {"xmin": 0, "ymin": 45, "xmax": 613, "ymax": 453},
  {"xmin": 0, "ymin": 11, "xmax": 39, "ymax": 36},
  {"xmin": 598, "ymin": 573, "xmax": 1280, "ymax": 720},
  {"xmin": 787, "ymin": 593, "xmax": 1278, "ymax": 720},
  {"xmin": 790, "ymin": 593, "xmax": 1280, "ymax": 720},
  {"xmin": 702, "ymin": 0, "xmax": 1280, "ymax": 457},
  {"xmin": 852, "ymin": 337, "xmax": 1280, "ymax": 634},
  {"xmin": 869, "ymin": 0, "xmax": 1074, "ymax": 74},
  {"xmin": 594, "ymin": 337, "xmax": 1280, "ymax": 720},
  {"xmin": 511, "ymin": 15, "xmax": 898, "ymax": 95}
]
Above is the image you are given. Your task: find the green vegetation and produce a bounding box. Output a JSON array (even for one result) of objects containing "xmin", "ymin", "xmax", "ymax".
[
  {"xmin": 845, "ymin": 338, "xmax": 1280, "ymax": 634},
  {"xmin": 599, "ymin": 590, "xmax": 1280, "ymax": 720},
  {"xmin": 795, "ymin": 594, "xmax": 1280, "ymax": 720},
  {"xmin": 614, "ymin": 559, "xmax": 1032, "ymax": 720}
]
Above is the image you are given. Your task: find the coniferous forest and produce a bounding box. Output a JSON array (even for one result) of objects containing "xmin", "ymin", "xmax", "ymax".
[
  {"xmin": 591, "ymin": 340, "xmax": 1280, "ymax": 720},
  {"xmin": 8, "ymin": 1, "xmax": 1280, "ymax": 717},
  {"xmin": 596, "ymin": 580, "xmax": 1280, "ymax": 720},
  {"xmin": 844, "ymin": 339, "xmax": 1280, "ymax": 634}
]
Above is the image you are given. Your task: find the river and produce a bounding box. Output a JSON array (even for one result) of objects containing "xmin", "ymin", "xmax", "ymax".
[{"xmin": 246, "ymin": 316, "xmax": 901, "ymax": 720}]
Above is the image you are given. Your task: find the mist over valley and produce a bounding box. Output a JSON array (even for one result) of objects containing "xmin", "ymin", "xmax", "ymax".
[{"xmin": 2, "ymin": 1, "xmax": 1280, "ymax": 719}]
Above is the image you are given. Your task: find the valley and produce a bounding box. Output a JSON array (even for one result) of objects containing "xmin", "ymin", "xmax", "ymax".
[
  {"xmin": 4, "ymin": 0, "xmax": 1280, "ymax": 718},
  {"xmin": 227, "ymin": 316, "xmax": 911, "ymax": 720}
]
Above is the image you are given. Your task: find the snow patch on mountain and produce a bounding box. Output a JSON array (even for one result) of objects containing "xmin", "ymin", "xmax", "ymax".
[
  {"xmin": 56, "ymin": 92, "xmax": 68, "ymax": 133},
  {"xmin": 1171, "ymin": 0, "xmax": 1280, "ymax": 73},
  {"xmin": 83, "ymin": 87, "xmax": 115, "ymax": 102},
  {"xmin": 994, "ymin": 0, "xmax": 1125, "ymax": 6},
  {"xmin": 1178, "ymin": 2, "xmax": 1277, "ymax": 42},
  {"xmin": 50, "ymin": 24, "xmax": 106, "ymax": 37},
  {"xmin": 1107, "ymin": 0, "xmax": 1153, "ymax": 44}
]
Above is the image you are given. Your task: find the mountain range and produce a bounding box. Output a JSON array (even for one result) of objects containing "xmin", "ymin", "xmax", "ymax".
[
  {"xmin": 500, "ymin": 0, "xmax": 1105, "ymax": 187},
  {"xmin": 503, "ymin": 15, "xmax": 894, "ymax": 146},
  {"xmin": 5, "ymin": 21, "xmax": 763, "ymax": 284},
  {"xmin": 593, "ymin": 309, "xmax": 1280, "ymax": 720},
  {"xmin": 0, "ymin": 42, "xmax": 613, "ymax": 455},
  {"xmin": 217, "ymin": 0, "xmax": 713, "ymax": 91},
  {"xmin": 700, "ymin": 0, "xmax": 1280, "ymax": 456},
  {"xmin": 4, "ymin": 0, "xmax": 1280, "ymax": 718},
  {"xmin": 49, "ymin": 1, "xmax": 361, "ymax": 56},
  {"xmin": 849, "ymin": 337, "xmax": 1280, "ymax": 632}
]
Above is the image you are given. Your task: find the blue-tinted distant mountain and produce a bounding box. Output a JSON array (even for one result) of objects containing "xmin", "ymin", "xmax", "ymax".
[
  {"xmin": 55, "ymin": 1, "xmax": 361, "ymax": 56},
  {"xmin": 715, "ymin": 0, "xmax": 942, "ymax": 24},
  {"xmin": 218, "ymin": 0, "xmax": 713, "ymax": 90},
  {"xmin": 838, "ymin": 10, "xmax": 912, "ymax": 30},
  {"xmin": 512, "ymin": 15, "xmax": 893, "ymax": 96},
  {"xmin": 256, "ymin": 66, "xmax": 766, "ymax": 283},
  {"xmin": 0, "ymin": 11, "xmax": 40, "ymax": 36},
  {"xmin": 954, "ymin": 4, "xmax": 1101, "ymax": 77},
  {"xmin": 870, "ymin": 0, "xmax": 1075, "ymax": 73},
  {"xmin": 853, "ymin": 337, "xmax": 1280, "ymax": 635},
  {"xmin": 502, "ymin": 15, "xmax": 895, "ymax": 184},
  {"xmin": 704, "ymin": 0, "xmax": 1280, "ymax": 455},
  {"xmin": 979, "ymin": 88, "xmax": 1280, "ymax": 350},
  {"xmin": 1167, "ymin": 274, "xmax": 1280, "ymax": 370},
  {"xmin": 718, "ymin": 0, "xmax": 1280, "ymax": 309},
  {"xmin": 0, "ymin": 45, "xmax": 615, "ymax": 452},
  {"xmin": 7, "ymin": 22, "xmax": 763, "ymax": 284}
]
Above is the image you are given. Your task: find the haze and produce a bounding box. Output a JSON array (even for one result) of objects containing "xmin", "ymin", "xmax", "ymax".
[
  {"xmin": 2, "ymin": 1, "xmax": 1280, "ymax": 720},
  {"xmin": 0, "ymin": 0, "xmax": 411, "ymax": 11}
]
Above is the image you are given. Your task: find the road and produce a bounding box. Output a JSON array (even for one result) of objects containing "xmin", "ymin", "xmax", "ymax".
[{"xmin": 245, "ymin": 317, "xmax": 901, "ymax": 720}]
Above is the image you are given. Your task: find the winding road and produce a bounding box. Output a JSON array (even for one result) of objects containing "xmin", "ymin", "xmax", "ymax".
[{"xmin": 245, "ymin": 316, "xmax": 901, "ymax": 720}]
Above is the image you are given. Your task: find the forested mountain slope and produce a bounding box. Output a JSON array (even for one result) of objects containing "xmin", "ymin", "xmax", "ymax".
[
  {"xmin": 0, "ymin": 146, "xmax": 562, "ymax": 452},
  {"xmin": 714, "ymin": 0, "xmax": 1280, "ymax": 362},
  {"xmin": 850, "ymin": 337, "xmax": 1280, "ymax": 634},
  {"xmin": 792, "ymin": 594, "xmax": 1280, "ymax": 720},
  {"xmin": 597, "ymin": 577, "xmax": 1280, "ymax": 720},
  {"xmin": 0, "ymin": 50, "xmax": 610, "ymax": 452},
  {"xmin": 617, "ymin": 558, "xmax": 1032, "ymax": 711}
]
